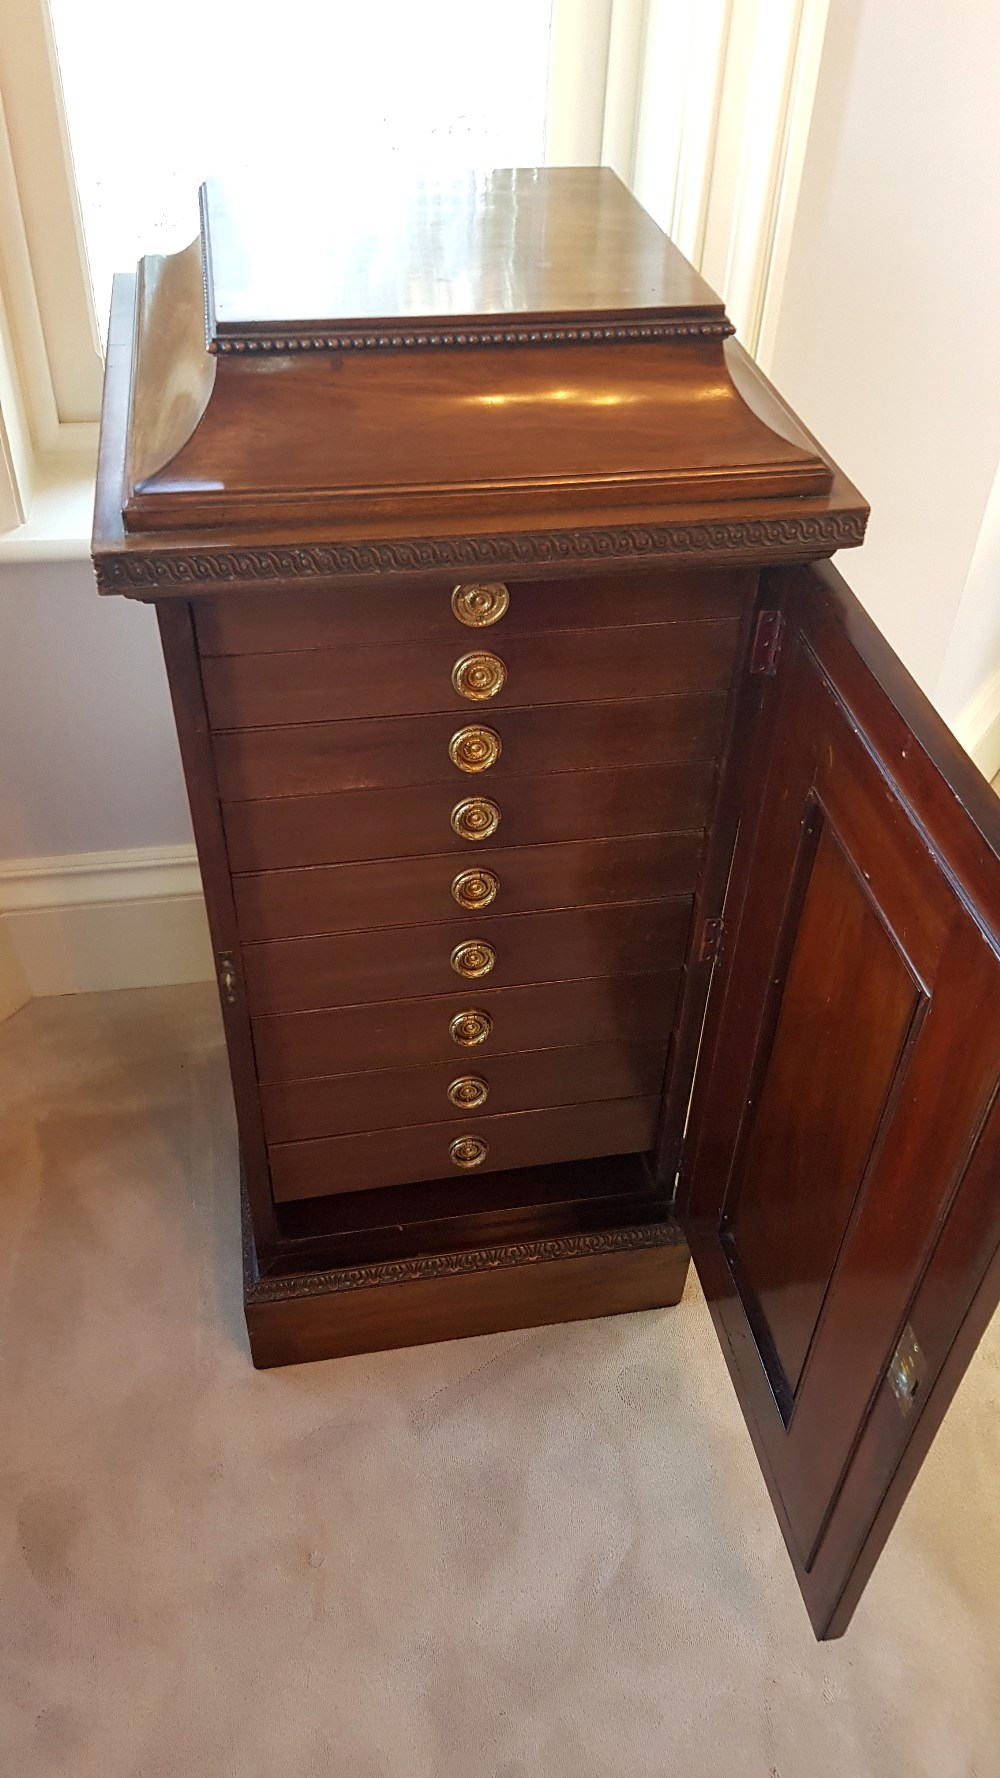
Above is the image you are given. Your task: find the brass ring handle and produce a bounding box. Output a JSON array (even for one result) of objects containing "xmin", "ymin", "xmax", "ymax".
[
  {"xmin": 451, "ymin": 939, "xmax": 496, "ymax": 979},
  {"xmin": 452, "ymin": 867, "xmax": 499, "ymax": 911},
  {"xmin": 451, "ymin": 583, "xmax": 509, "ymax": 628},
  {"xmin": 449, "ymin": 1134, "xmax": 490, "ymax": 1169},
  {"xmin": 452, "ymin": 651, "xmax": 507, "ymax": 702},
  {"xmin": 449, "ymin": 725, "xmax": 502, "ymax": 774},
  {"xmin": 449, "ymin": 1009, "xmax": 492, "ymax": 1047},
  {"xmin": 451, "ymin": 796, "xmax": 500, "ymax": 843},
  {"xmin": 447, "ymin": 1075, "xmax": 489, "ymax": 1110}
]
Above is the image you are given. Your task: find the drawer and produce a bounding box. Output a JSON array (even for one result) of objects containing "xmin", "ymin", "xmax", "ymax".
[
  {"xmin": 260, "ymin": 1039, "xmax": 669, "ymax": 1142},
  {"xmin": 252, "ymin": 971, "xmax": 680, "ymax": 1083},
  {"xmin": 212, "ymin": 692, "xmax": 727, "ymax": 800},
  {"xmin": 269, "ymin": 1094, "xmax": 661, "ymax": 1200},
  {"xmin": 195, "ymin": 566, "xmax": 753, "ymax": 654},
  {"xmin": 201, "ymin": 618, "xmax": 739, "ymax": 728},
  {"xmin": 234, "ymin": 830, "xmax": 703, "ymax": 941},
  {"xmin": 242, "ymin": 898, "xmax": 691, "ymax": 1015},
  {"xmin": 223, "ymin": 760, "xmax": 714, "ymax": 871}
]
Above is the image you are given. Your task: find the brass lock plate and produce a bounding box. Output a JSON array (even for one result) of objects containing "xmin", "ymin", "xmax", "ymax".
[{"xmin": 888, "ymin": 1323, "xmax": 927, "ymax": 1417}]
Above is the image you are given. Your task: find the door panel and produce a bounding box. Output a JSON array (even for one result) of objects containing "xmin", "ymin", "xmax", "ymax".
[
  {"xmin": 680, "ymin": 561, "xmax": 1000, "ymax": 1638},
  {"xmin": 727, "ymin": 815, "xmax": 925, "ymax": 1405}
]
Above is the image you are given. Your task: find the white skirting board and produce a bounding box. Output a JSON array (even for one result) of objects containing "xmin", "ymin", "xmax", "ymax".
[
  {"xmin": 0, "ymin": 843, "xmax": 213, "ymax": 1003},
  {"xmin": 0, "ymin": 917, "xmax": 30, "ymax": 1020},
  {"xmin": 1, "ymin": 673, "xmax": 994, "ymax": 1020},
  {"xmin": 953, "ymin": 661, "xmax": 1000, "ymax": 788}
]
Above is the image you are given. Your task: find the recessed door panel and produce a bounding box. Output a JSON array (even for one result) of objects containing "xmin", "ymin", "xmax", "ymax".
[
  {"xmin": 681, "ymin": 563, "xmax": 1000, "ymax": 1638},
  {"xmin": 726, "ymin": 816, "xmax": 924, "ymax": 1408}
]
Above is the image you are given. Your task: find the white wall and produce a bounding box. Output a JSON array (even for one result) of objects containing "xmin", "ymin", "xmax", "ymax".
[
  {"xmin": 0, "ymin": 559, "xmax": 192, "ymax": 857},
  {"xmin": 3, "ymin": 5, "xmax": 999, "ymax": 1004},
  {"xmin": 0, "ymin": 561, "xmax": 210, "ymax": 1001},
  {"xmin": 763, "ymin": 0, "xmax": 1000, "ymax": 720}
]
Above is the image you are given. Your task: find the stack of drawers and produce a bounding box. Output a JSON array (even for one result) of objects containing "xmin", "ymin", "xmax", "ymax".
[{"xmin": 195, "ymin": 567, "xmax": 748, "ymax": 1203}]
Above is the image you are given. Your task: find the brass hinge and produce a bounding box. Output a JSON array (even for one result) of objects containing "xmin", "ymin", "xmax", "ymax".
[
  {"xmin": 218, "ymin": 950, "xmax": 238, "ymax": 1005},
  {"xmin": 699, "ymin": 917, "xmax": 725, "ymax": 965},
  {"xmin": 888, "ymin": 1323, "xmax": 927, "ymax": 1417},
  {"xmin": 749, "ymin": 608, "xmax": 784, "ymax": 676}
]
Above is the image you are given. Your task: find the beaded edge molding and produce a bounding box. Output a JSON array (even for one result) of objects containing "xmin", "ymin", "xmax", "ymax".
[
  {"xmin": 210, "ymin": 318, "xmax": 736, "ymax": 353},
  {"xmin": 246, "ymin": 1222, "xmax": 684, "ymax": 1304},
  {"xmin": 95, "ymin": 512, "xmax": 867, "ymax": 591}
]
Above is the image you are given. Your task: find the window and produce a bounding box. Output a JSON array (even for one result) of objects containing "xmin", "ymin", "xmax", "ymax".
[
  {"xmin": 48, "ymin": 0, "xmax": 557, "ymax": 343},
  {"xmin": 0, "ymin": 0, "xmax": 827, "ymax": 545}
]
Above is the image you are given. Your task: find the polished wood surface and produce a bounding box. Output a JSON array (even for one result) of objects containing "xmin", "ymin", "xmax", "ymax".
[
  {"xmin": 201, "ymin": 617, "xmax": 739, "ymax": 727},
  {"xmin": 223, "ymin": 764, "xmax": 713, "ymax": 871},
  {"xmin": 252, "ymin": 971, "xmax": 681, "ymax": 1083},
  {"xmin": 107, "ymin": 171, "xmax": 1000, "ymax": 1655},
  {"xmin": 242, "ymin": 899, "xmax": 690, "ymax": 1014},
  {"xmin": 155, "ymin": 600, "xmax": 277, "ymax": 1253},
  {"xmin": 681, "ymin": 563, "xmax": 1000, "ymax": 1638},
  {"xmin": 212, "ymin": 694, "xmax": 728, "ymax": 800},
  {"xmin": 93, "ymin": 169, "xmax": 867, "ymax": 550},
  {"xmin": 203, "ymin": 169, "xmax": 725, "ymax": 337},
  {"xmin": 194, "ymin": 566, "xmax": 753, "ymax": 654},
  {"xmin": 233, "ymin": 832, "xmax": 703, "ymax": 941},
  {"xmin": 271, "ymin": 1095, "xmax": 661, "ymax": 1201},
  {"xmin": 245, "ymin": 1208, "xmax": 690, "ymax": 1368},
  {"xmin": 124, "ymin": 340, "xmax": 834, "ymax": 534},
  {"xmin": 260, "ymin": 1039, "xmax": 668, "ymax": 1143}
]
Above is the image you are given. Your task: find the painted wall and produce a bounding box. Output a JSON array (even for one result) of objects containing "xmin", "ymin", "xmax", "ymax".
[
  {"xmin": 3, "ymin": 2, "xmax": 999, "ymax": 872},
  {"xmin": 764, "ymin": 0, "xmax": 1000, "ymax": 713},
  {"xmin": 0, "ymin": 559, "xmax": 191, "ymax": 859}
]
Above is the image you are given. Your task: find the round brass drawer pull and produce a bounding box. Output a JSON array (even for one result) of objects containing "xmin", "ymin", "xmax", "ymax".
[
  {"xmin": 449, "ymin": 1009, "xmax": 493, "ymax": 1048},
  {"xmin": 449, "ymin": 724, "xmax": 502, "ymax": 774},
  {"xmin": 451, "ymin": 939, "xmax": 496, "ymax": 979},
  {"xmin": 451, "ymin": 582, "xmax": 509, "ymax": 628},
  {"xmin": 452, "ymin": 867, "xmax": 499, "ymax": 911},
  {"xmin": 450, "ymin": 1134, "xmax": 490, "ymax": 1170},
  {"xmin": 447, "ymin": 1074, "xmax": 489, "ymax": 1110},
  {"xmin": 452, "ymin": 651, "xmax": 507, "ymax": 702},
  {"xmin": 451, "ymin": 796, "xmax": 500, "ymax": 843}
]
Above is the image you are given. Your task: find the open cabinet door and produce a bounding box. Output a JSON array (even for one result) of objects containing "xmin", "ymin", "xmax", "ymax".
[{"xmin": 679, "ymin": 561, "xmax": 1000, "ymax": 1639}]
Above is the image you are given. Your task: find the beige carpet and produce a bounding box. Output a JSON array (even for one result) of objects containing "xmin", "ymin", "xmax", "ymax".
[{"xmin": 1, "ymin": 985, "xmax": 998, "ymax": 1778}]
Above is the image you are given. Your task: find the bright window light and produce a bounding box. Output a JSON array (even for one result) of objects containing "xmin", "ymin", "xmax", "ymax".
[{"xmin": 49, "ymin": 0, "xmax": 555, "ymax": 337}]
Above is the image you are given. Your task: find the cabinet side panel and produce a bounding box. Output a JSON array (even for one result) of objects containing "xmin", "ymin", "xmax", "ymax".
[
  {"xmin": 156, "ymin": 601, "xmax": 277, "ymax": 1254},
  {"xmin": 654, "ymin": 572, "xmax": 761, "ymax": 1184}
]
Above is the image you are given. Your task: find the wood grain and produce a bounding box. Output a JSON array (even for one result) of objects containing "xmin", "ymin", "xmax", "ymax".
[
  {"xmin": 270, "ymin": 1095, "xmax": 661, "ymax": 1200},
  {"xmin": 242, "ymin": 897, "xmax": 691, "ymax": 1015},
  {"xmin": 260, "ymin": 1039, "xmax": 669, "ymax": 1142},
  {"xmin": 681, "ymin": 563, "xmax": 1000, "ymax": 1638},
  {"xmin": 234, "ymin": 831, "xmax": 703, "ymax": 941},
  {"xmin": 223, "ymin": 762, "xmax": 714, "ymax": 871},
  {"xmin": 245, "ymin": 1216, "xmax": 690, "ymax": 1366},
  {"xmin": 212, "ymin": 693, "xmax": 728, "ymax": 801},
  {"xmin": 253, "ymin": 969, "xmax": 680, "ymax": 1083},
  {"xmin": 194, "ymin": 566, "xmax": 753, "ymax": 654},
  {"xmin": 201, "ymin": 620, "xmax": 739, "ymax": 728}
]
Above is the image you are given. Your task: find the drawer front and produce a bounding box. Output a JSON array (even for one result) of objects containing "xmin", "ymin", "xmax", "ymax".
[
  {"xmin": 223, "ymin": 760, "xmax": 713, "ymax": 872},
  {"xmin": 242, "ymin": 898, "xmax": 691, "ymax": 1015},
  {"xmin": 201, "ymin": 620, "xmax": 739, "ymax": 729},
  {"xmin": 260, "ymin": 1039, "xmax": 669, "ymax": 1142},
  {"xmin": 269, "ymin": 1094, "xmax": 661, "ymax": 1201},
  {"xmin": 234, "ymin": 831, "xmax": 702, "ymax": 941},
  {"xmin": 195, "ymin": 566, "xmax": 753, "ymax": 655},
  {"xmin": 212, "ymin": 693, "xmax": 727, "ymax": 801},
  {"xmin": 252, "ymin": 971, "xmax": 680, "ymax": 1083}
]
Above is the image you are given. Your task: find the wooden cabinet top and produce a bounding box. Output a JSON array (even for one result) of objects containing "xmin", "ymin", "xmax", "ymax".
[
  {"xmin": 201, "ymin": 167, "xmax": 725, "ymax": 343},
  {"xmin": 93, "ymin": 168, "xmax": 867, "ymax": 594}
]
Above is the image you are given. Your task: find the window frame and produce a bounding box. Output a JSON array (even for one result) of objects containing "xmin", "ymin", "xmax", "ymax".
[{"xmin": 0, "ymin": 0, "xmax": 827, "ymax": 545}]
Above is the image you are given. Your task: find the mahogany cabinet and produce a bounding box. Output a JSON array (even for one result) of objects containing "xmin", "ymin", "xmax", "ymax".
[{"xmin": 92, "ymin": 169, "xmax": 1000, "ymax": 1638}]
